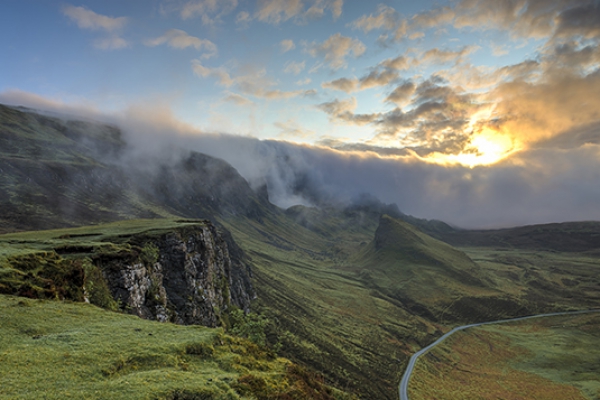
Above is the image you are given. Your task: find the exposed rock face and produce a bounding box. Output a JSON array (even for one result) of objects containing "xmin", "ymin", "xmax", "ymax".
[{"xmin": 98, "ymin": 222, "xmax": 254, "ymax": 327}]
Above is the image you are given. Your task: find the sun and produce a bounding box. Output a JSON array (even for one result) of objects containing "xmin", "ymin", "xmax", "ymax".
[{"xmin": 424, "ymin": 128, "xmax": 520, "ymax": 168}]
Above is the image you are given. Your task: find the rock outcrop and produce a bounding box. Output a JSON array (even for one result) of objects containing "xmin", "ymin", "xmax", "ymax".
[{"xmin": 96, "ymin": 222, "xmax": 254, "ymax": 327}]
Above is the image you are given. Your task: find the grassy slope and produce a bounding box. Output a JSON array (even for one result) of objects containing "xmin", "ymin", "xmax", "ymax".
[
  {"xmin": 223, "ymin": 212, "xmax": 600, "ymax": 399},
  {"xmin": 352, "ymin": 215, "xmax": 506, "ymax": 323},
  {"xmin": 409, "ymin": 313, "xmax": 600, "ymax": 400},
  {"xmin": 0, "ymin": 294, "xmax": 353, "ymax": 400},
  {"xmin": 0, "ymin": 104, "xmax": 171, "ymax": 232},
  {"xmin": 461, "ymin": 246, "xmax": 600, "ymax": 312},
  {"xmin": 222, "ymin": 212, "xmax": 512, "ymax": 399},
  {"xmin": 222, "ymin": 213, "xmax": 433, "ymax": 399}
]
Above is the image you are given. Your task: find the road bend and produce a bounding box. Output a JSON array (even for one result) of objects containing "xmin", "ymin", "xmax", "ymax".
[{"xmin": 399, "ymin": 309, "xmax": 600, "ymax": 400}]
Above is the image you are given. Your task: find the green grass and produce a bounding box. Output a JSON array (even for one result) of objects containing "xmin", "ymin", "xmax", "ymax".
[
  {"xmin": 0, "ymin": 218, "xmax": 209, "ymax": 269},
  {"xmin": 221, "ymin": 212, "xmax": 600, "ymax": 399},
  {"xmin": 0, "ymin": 294, "xmax": 353, "ymax": 400},
  {"xmin": 0, "ymin": 294, "xmax": 245, "ymax": 399},
  {"xmin": 222, "ymin": 214, "xmax": 442, "ymax": 399},
  {"xmin": 460, "ymin": 246, "xmax": 600, "ymax": 310},
  {"xmin": 3, "ymin": 213, "xmax": 599, "ymax": 399},
  {"xmin": 409, "ymin": 313, "xmax": 600, "ymax": 400}
]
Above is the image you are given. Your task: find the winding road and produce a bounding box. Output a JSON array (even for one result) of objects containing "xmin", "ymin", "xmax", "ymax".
[{"xmin": 398, "ymin": 309, "xmax": 600, "ymax": 400}]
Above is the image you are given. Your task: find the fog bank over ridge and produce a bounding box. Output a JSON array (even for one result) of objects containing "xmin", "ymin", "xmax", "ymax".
[{"xmin": 1, "ymin": 90, "xmax": 600, "ymax": 229}]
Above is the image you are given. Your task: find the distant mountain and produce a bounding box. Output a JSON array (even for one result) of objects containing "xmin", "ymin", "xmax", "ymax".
[{"xmin": 438, "ymin": 221, "xmax": 600, "ymax": 253}]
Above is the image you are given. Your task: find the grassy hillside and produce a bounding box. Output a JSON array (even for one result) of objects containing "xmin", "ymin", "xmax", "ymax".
[
  {"xmin": 221, "ymin": 212, "xmax": 600, "ymax": 399},
  {"xmin": 221, "ymin": 212, "xmax": 434, "ymax": 398},
  {"xmin": 0, "ymin": 294, "xmax": 354, "ymax": 400},
  {"xmin": 409, "ymin": 313, "xmax": 600, "ymax": 400},
  {"xmin": 3, "ymin": 103, "xmax": 600, "ymax": 399},
  {"xmin": 352, "ymin": 215, "xmax": 505, "ymax": 323},
  {"xmin": 0, "ymin": 104, "xmax": 272, "ymax": 233}
]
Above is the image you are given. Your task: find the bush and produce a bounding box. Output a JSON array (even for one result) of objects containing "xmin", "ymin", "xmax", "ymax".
[
  {"xmin": 185, "ymin": 342, "xmax": 215, "ymax": 359},
  {"xmin": 83, "ymin": 259, "xmax": 118, "ymax": 310},
  {"xmin": 228, "ymin": 308, "xmax": 269, "ymax": 347}
]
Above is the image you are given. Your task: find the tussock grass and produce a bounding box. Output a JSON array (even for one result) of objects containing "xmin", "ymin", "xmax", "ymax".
[{"xmin": 0, "ymin": 294, "xmax": 352, "ymax": 399}]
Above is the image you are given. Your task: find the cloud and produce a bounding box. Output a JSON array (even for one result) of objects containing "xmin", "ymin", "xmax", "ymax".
[
  {"xmin": 322, "ymin": 77, "xmax": 359, "ymax": 93},
  {"xmin": 359, "ymin": 69, "xmax": 399, "ymax": 89},
  {"xmin": 318, "ymin": 97, "xmax": 379, "ymax": 125},
  {"xmin": 254, "ymin": 0, "xmax": 343, "ymax": 24},
  {"xmin": 491, "ymin": 44, "xmax": 509, "ymax": 56},
  {"xmin": 284, "ymin": 61, "xmax": 305, "ymax": 75},
  {"xmin": 4, "ymin": 89, "xmax": 600, "ymax": 228},
  {"xmin": 484, "ymin": 68, "xmax": 600, "ymax": 149},
  {"xmin": 235, "ymin": 66, "xmax": 305, "ymax": 99},
  {"xmin": 274, "ymin": 119, "xmax": 316, "ymax": 139},
  {"xmin": 192, "ymin": 61, "xmax": 313, "ymax": 100},
  {"xmin": 379, "ymin": 55, "xmax": 411, "ymax": 70},
  {"xmin": 235, "ymin": 10, "xmax": 251, "ymax": 24},
  {"xmin": 410, "ymin": 6, "xmax": 455, "ymax": 31},
  {"xmin": 302, "ymin": 0, "xmax": 344, "ymax": 22},
  {"xmin": 420, "ymin": 45, "xmax": 479, "ymax": 65},
  {"xmin": 330, "ymin": 0, "xmax": 343, "ymax": 20},
  {"xmin": 385, "ymin": 81, "xmax": 416, "ymax": 107},
  {"xmin": 351, "ymin": 1, "xmax": 600, "ymax": 45},
  {"xmin": 255, "ymin": 0, "xmax": 303, "ymax": 24},
  {"xmin": 296, "ymin": 78, "xmax": 312, "ymax": 85},
  {"xmin": 0, "ymin": 89, "xmax": 103, "ymax": 120},
  {"xmin": 554, "ymin": 2, "xmax": 600, "ymax": 39},
  {"xmin": 191, "ymin": 60, "xmax": 235, "ymax": 87},
  {"xmin": 280, "ymin": 39, "xmax": 296, "ymax": 53},
  {"xmin": 453, "ymin": 0, "xmax": 553, "ymax": 39},
  {"xmin": 146, "ymin": 29, "xmax": 217, "ymax": 58},
  {"xmin": 62, "ymin": 5, "xmax": 127, "ymax": 31},
  {"xmin": 350, "ymin": 4, "xmax": 398, "ymax": 33},
  {"xmin": 321, "ymin": 69, "xmax": 399, "ymax": 93},
  {"xmin": 94, "ymin": 35, "xmax": 129, "ymax": 50},
  {"xmin": 223, "ymin": 92, "xmax": 254, "ymax": 106},
  {"xmin": 307, "ymin": 33, "xmax": 366, "ymax": 69},
  {"xmin": 179, "ymin": 0, "xmax": 238, "ymax": 23},
  {"xmin": 62, "ymin": 4, "xmax": 129, "ymax": 50}
]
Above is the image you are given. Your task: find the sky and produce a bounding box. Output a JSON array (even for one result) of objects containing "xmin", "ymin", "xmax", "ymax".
[{"xmin": 1, "ymin": 0, "xmax": 600, "ymax": 228}]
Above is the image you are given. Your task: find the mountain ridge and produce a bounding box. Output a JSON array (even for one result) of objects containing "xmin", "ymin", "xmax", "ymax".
[{"xmin": 2, "ymin": 102, "xmax": 600, "ymax": 399}]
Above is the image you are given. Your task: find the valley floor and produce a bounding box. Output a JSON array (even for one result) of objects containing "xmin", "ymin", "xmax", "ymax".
[{"xmin": 408, "ymin": 313, "xmax": 600, "ymax": 399}]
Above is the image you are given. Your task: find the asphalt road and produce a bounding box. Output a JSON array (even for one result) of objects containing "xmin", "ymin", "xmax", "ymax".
[{"xmin": 398, "ymin": 309, "xmax": 600, "ymax": 400}]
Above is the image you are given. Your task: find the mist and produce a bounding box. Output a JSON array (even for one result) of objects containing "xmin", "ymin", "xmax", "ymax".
[{"xmin": 2, "ymin": 90, "xmax": 600, "ymax": 229}]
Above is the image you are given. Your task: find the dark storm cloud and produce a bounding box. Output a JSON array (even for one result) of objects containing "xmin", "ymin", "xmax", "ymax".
[{"xmin": 555, "ymin": 2, "xmax": 600, "ymax": 39}]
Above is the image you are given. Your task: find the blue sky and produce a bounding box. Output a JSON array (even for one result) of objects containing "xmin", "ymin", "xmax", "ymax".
[
  {"xmin": 1, "ymin": 0, "xmax": 600, "ymax": 226},
  {"xmin": 0, "ymin": 1, "xmax": 544, "ymax": 149}
]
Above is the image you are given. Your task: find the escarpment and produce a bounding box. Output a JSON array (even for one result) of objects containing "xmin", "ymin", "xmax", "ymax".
[
  {"xmin": 1, "ymin": 220, "xmax": 255, "ymax": 328},
  {"xmin": 96, "ymin": 222, "xmax": 255, "ymax": 327}
]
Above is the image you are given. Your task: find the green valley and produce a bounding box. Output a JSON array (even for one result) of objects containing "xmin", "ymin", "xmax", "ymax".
[{"xmin": 1, "ymin": 103, "xmax": 600, "ymax": 399}]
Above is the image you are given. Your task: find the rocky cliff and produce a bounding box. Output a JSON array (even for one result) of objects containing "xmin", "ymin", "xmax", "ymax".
[
  {"xmin": 96, "ymin": 222, "xmax": 255, "ymax": 327},
  {"xmin": 0, "ymin": 219, "xmax": 254, "ymax": 329}
]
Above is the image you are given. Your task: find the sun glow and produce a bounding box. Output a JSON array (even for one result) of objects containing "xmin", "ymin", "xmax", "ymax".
[{"xmin": 424, "ymin": 128, "xmax": 520, "ymax": 168}]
